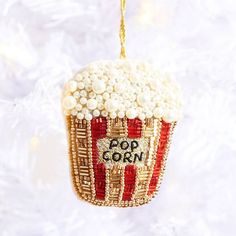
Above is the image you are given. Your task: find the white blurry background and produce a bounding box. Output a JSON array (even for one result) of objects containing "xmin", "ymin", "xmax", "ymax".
[{"xmin": 0, "ymin": 0, "xmax": 236, "ymax": 235}]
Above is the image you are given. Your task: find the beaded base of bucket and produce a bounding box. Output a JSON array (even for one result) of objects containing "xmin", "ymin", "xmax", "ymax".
[{"xmin": 66, "ymin": 116, "xmax": 176, "ymax": 207}]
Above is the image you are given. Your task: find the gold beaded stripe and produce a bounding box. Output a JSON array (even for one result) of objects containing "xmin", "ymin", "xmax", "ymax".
[
  {"xmin": 143, "ymin": 118, "xmax": 156, "ymax": 137},
  {"xmin": 107, "ymin": 118, "xmax": 127, "ymax": 204},
  {"xmin": 131, "ymin": 165, "xmax": 148, "ymax": 203},
  {"xmin": 133, "ymin": 119, "xmax": 161, "ymax": 201},
  {"xmin": 66, "ymin": 116, "xmax": 82, "ymax": 198},
  {"xmin": 108, "ymin": 165, "xmax": 123, "ymax": 204},
  {"xmin": 74, "ymin": 118, "xmax": 93, "ymax": 199},
  {"xmin": 108, "ymin": 118, "xmax": 126, "ymax": 137},
  {"xmin": 104, "ymin": 118, "xmax": 111, "ymax": 203},
  {"xmin": 150, "ymin": 122, "xmax": 177, "ymax": 198},
  {"xmin": 118, "ymin": 164, "xmax": 125, "ymax": 204},
  {"xmin": 105, "ymin": 167, "xmax": 110, "ymax": 203}
]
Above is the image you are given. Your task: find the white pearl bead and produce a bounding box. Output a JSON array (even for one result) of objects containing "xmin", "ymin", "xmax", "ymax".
[
  {"xmin": 124, "ymin": 100, "xmax": 131, "ymax": 108},
  {"xmin": 126, "ymin": 108, "xmax": 137, "ymax": 119},
  {"xmin": 109, "ymin": 69, "xmax": 118, "ymax": 78},
  {"xmin": 163, "ymin": 109, "xmax": 176, "ymax": 123},
  {"xmin": 107, "ymin": 86, "xmax": 113, "ymax": 93},
  {"xmin": 77, "ymin": 82, "xmax": 85, "ymax": 90},
  {"xmin": 108, "ymin": 79, "xmax": 115, "ymax": 86},
  {"xmin": 92, "ymin": 79, "xmax": 106, "ymax": 94},
  {"xmin": 63, "ymin": 96, "xmax": 77, "ymax": 110},
  {"xmin": 105, "ymin": 99, "xmax": 118, "ymax": 112},
  {"xmin": 97, "ymin": 103, "xmax": 104, "ymax": 110},
  {"xmin": 138, "ymin": 113, "xmax": 146, "ymax": 120},
  {"xmin": 63, "ymin": 61, "xmax": 182, "ymax": 123},
  {"xmin": 84, "ymin": 78, "xmax": 91, "ymax": 85},
  {"xmin": 103, "ymin": 92, "xmax": 110, "ymax": 100},
  {"xmin": 82, "ymin": 108, "xmax": 89, "ymax": 114},
  {"xmin": 76, "ymin": 74, "xmax": 82, "ymax": 81},
  {"xmin": 80, "ymin": 90, "xmax": 87, "ymax": 97},
  {"xmin": 75, "ymin": 104, "xmax": 82, "ymax": 111},
  {"xmin": 73, "ymin": 91, "xmax": 80, "ymax": 98},
  {"xmin": 111, "ymin": 93, "xmax": 119, "ymax": 99},
  {"xmin": 87, "ymin": 98, "xmax": 97, "ymax": 110},
  {"xmin": 148, "ymin": 102, "xmax": 155, "ymax": 109},
  {"xmin": 149, "ymin": 79, "xmax": 159, "ymax": 90},
  {"xmin": 137, "ymin": 93, "xmax": 150, "ymax": 106},
  {"xmin": 137, "ymin": 107, "xmax": 142, "ymax": 113},
  {"xmin": 93, "ymin": 109, "xmax": 100, "ymax": 117},
  {"xmin": 69, "ymin": 80, "xmax": 77, "ymax": 92},
  {"xmin": 118, "ymin": 111, "xmax": 125, "ymax": 118},
  {"xmin": 77, "ymin": 112, "xmax": 84, "ymax": 119},
  {"xmin": 153, "ymin": 107, "xmax": 164, "ymax": 118},
  {"xmin": 85, "ymin": 113, "xmax": 93, "ymax": 121},
  {"xmin": 96, "ymin": 95, "xmax": 103, "ymax": 102},
  {"xmin": 146, "ymin": 110, "xmax": 153, "ymax": 118},
  {"xmin": 110, "ymin": 112, "xmax": 117, "ymax": 119},
  {"xmin": 80, "ymin": 97, "xmax": 87, "ymax": 105},
  {"xmin": 90, "ymin": 74, "xmax": 97, "ymax": 81},
  {"xmin": 118, "ymin": 103, "xmax": 125, "ymax": 112},
  {"xmin": 101, "ymin": 110, "xmax": 108, "ymax": 117}
]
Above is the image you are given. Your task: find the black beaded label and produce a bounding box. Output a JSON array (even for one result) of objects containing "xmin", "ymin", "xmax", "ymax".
[{"xmin": 97, "ymin": 138, "xmax": 148, "ymax": 166}]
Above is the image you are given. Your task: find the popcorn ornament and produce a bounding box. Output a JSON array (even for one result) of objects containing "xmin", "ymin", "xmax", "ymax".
[{"xmin": 62, "ymin": 0, "xmax": 182, "ymax": 207}]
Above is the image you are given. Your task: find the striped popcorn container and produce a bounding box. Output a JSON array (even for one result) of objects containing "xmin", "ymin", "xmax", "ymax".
[{"xmin": 62, "ymin": 60, "xmax": 182, "ymax": 207}]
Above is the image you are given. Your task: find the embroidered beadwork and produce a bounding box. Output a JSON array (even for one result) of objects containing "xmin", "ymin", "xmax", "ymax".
[{"xmin": 66, "ymin": 116, "xmax": 176, "ymax": 207}]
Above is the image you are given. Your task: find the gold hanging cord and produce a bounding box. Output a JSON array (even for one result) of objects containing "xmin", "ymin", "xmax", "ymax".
[{"xmin": 119, "ymin": 0, "xmax": 126, "ymax": 59}]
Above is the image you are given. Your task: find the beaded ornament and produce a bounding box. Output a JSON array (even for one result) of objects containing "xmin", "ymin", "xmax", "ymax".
[{"xmin": 62, "ymin": 0, "xmax": 182, "ymax": 207}]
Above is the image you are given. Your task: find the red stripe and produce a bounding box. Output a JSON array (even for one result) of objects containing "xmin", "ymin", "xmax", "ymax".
[
  {"xmin": 147, "ymin": 121, "xmax": 171, "ymax": 196},
  {"xmin": 122, "ymin": 118, "xmax": 141, "ymax": 201},
  {"xmin": 122, "ymin": 165, "xmax": 136, "ymax": 201},
  {"xmin": 127, "ymin": 118, "xmax": 142, "ymax": 138},
  {"xmin": 91, "ymin": 117, "xmax": 107, "ymax": 200}
]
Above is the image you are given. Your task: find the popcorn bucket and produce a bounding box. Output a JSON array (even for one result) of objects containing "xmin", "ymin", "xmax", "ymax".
[
  {"xmin": 66, "ymin": 115, "xmax": 176, "ymax": 207},
  {"xmin": 63, "ymin": 60, "xmax": 182, "ymax": 207}
]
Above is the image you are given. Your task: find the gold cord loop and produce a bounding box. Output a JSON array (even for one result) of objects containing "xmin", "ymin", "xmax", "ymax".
[{"xmin": 119, "ymin": 0, "xmax": 126, "ymax": 59}]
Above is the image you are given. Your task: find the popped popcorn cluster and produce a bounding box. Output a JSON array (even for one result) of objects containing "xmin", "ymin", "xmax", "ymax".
[{"xmin": 62, "ymin": 60, "xmax": 182, "ymax": 122}]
